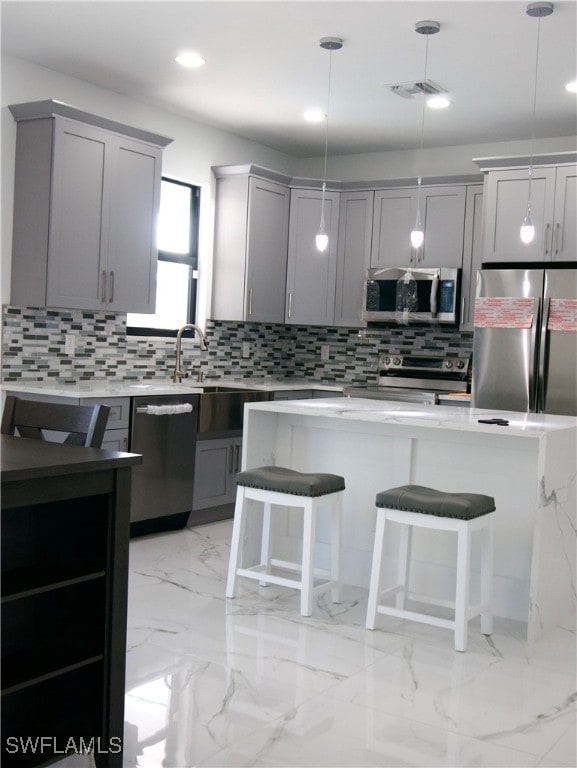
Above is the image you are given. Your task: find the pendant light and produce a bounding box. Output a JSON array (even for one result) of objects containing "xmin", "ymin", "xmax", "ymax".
[
  {"xmin": 315, "ymin": 36, "xmax": 343, "ymax": 253},
  {"xmin": 410, "ymin": 20, "xmax": 440, "ymax": 251},
  {"xmin": 520, "ymin": 2, "xmax": 554, "ymax": 245}
]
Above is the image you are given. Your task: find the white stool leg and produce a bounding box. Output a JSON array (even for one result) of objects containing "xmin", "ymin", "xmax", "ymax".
[
  {"xmin": 226, "ymin": 487, "xmax": 247, "ymax": 599},
  {"xmin": 331, "ymin": 493, "xmax": 343, "ymax": 603},
  {"xmin": 259, "ymin": 501, "xmax": 273, "ymax": 587},
  {"xmin": 366, "ymin": 508, "xmax": 387, "ymax": 630},
  {"xmin": 480, "ymin": 516, "xmax": 493, "ymax": 636},
  {"xmin": 454, "ymin": 521, "xmax": 472, "ymax": 652},
  {"xmin": 395, "ymin": 523, "xmax": 413, "ymax": 609},
  {"xmin": 301, "ymin": 498, "xmax": 316, "ymax": 616}
]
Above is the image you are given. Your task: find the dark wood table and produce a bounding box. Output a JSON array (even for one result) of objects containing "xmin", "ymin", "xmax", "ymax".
[{"xmin": 1, "ymin": 436, "xmax": 141, "ymax": 767}]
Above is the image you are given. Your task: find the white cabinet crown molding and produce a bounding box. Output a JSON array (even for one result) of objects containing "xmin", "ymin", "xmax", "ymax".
[{"xmin": 9, "ymin": 99, "xmax": 173, "ymax": 148}]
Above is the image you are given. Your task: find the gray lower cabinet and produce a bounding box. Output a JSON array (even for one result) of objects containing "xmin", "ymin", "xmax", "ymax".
[
  {"xmin": 272, "ymin": 390, "xmax": 343, "ymax": 400},
  {"xmin": 192, "ymin": 436, "xmax": 242, "ymax": 513},
  {"xmin": 212, "ymin": 170, "xmax": 290, "ymax": 322},
  {"xmin": 3, "ymin": 392, "xmax": 130, "ymax": 451},
  {"xmin": 285, "ymin": 187, "xmax": 340, "ymax": 325},
  {"xmin": 481, "ymin": 164, "xmax": 576, "ymax": 262},
  {"xmin": 334, "ymin": 191, "xmax": 374, "ymax": 327},
  {"xmin": 9, "ymin": 101, "xmax": 169, "ymax": 313}
]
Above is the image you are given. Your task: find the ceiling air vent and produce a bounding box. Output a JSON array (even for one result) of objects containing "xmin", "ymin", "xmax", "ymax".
[{"xmin": 386, "ymin": 79, "xmax": 447, "ymax": 99}]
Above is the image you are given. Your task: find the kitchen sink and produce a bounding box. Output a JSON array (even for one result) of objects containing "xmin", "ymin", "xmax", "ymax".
[{"xmin": 198, "ymin": 387, "xmax": 272, "ymax": 433}]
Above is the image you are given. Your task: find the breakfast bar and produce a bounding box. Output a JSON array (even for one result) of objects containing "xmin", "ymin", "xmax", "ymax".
[{"xmin": 241, "ymin": 398, "xmax": 577, "ymax": 642}]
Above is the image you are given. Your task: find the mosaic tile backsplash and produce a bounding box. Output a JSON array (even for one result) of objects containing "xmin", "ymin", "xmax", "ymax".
[{"xmin": 2, "ymin": 305, "xmax": 473, "ymax": 386}]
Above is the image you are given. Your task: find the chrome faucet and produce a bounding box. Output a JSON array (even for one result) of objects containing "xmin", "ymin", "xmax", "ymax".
[{"xmin": 173, "ymin": 324, "xmax": 208, "ymax": 383}]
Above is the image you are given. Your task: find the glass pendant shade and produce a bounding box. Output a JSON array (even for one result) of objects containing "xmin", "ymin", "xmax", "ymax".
[
  {"xmin": 315, "ymin": 226, "xmax": 329, "ymax": 252},
  {"xmin": 410, "ymin": 224, "xmax": 424, "ymax": 249},
  {"xmin": 520, "ymin": 211, "xmax": 535, "ymax": 243}
]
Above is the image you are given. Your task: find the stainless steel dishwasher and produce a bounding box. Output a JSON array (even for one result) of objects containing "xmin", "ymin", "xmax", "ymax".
[{"xmin": 129, "ymin": 394, "xmax": 199, "ymax": 537}]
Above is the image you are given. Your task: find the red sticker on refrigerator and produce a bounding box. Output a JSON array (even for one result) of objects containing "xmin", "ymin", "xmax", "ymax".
[
  {"xmin": 548, "ymin": 299, "xmax": 577, "ymax": 332},
  {"xmin": 474, "ymin": 297, "xmax": 535, "ymax": 329}
]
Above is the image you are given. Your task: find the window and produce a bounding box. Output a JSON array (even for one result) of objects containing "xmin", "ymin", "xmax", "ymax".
[{"xmin": 127, "ymin": 178, "xmax": 200, "ymax": 336}]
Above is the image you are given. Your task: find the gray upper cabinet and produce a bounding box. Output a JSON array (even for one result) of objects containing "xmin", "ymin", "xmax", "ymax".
[
  {"xmin": 418, "ymin": 186, "xmax": 466, "ymax": 267},
  {"xmin": 211, "ymin": 171, "xmax": 289, "ymax": 323},
  {"xmin": 460, "ymin": 184, "xmax": 484, "ymax": 331},
  {"xmin": 285, "ymin": 187, "xmax": 340, "ymax": 326},
  {"xmin": 9, "ymin": 101, "xmax": 170, "ymax": 312},
  {"xmin": 370, "ymin": 189, "xmax": 416, "ymax": 268},
  {"xmin": 481, "ymin": 164, "xmax": 576, "ymax": 262},
  {"xmin": 552, "ymin": 165, "xmax": 577, "ymax": 261},
  {"xmin": 334, "ymin": 191, "xmax": 374, "ymax": 327},
  {"xmin": 371, "ymin": 185, "xmax": 466, "ymax": 269}
]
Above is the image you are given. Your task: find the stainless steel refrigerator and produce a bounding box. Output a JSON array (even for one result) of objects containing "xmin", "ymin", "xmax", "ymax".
[{"xmin": 472, "ymin": 262, "xmax": 577, "ymax": 416}]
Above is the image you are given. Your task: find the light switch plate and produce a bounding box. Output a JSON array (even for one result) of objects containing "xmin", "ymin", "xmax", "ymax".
[
  {"xmin": 321, "ymin": 345, "xmax": 330, "ymax": 362},
  {"xmin": 242, "ymin": 342, "xmax": 251, "ymax": 358}
]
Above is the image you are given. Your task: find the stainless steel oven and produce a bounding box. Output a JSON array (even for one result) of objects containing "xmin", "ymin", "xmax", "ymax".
[{"xmin": 344, "ymin": 353, "xmax": 471, "ymax": 404}]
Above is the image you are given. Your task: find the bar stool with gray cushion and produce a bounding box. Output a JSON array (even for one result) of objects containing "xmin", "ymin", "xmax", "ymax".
[
  {"xmin": 366, "ymin": 484, "xmax": 495, "ymax": 651},
  {"xmin": 226, "ymin": 466, "xmax": 345, "ymax": 616}
]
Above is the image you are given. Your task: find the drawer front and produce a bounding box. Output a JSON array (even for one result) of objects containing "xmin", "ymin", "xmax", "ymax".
[
  {"xmin": 101, "ymin": 428, "xmax": 129, "ymax": 452},
  {"xmin": 83, "ymin": 397, "xmax": 130, "ymax": 429}
]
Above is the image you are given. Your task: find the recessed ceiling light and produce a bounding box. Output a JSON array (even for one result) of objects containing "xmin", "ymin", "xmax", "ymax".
[
  {"xmin": 175, "ymin": 51, "xmax": 206, "ymax": 69},
  {"xmin": 565, "ymin": 80, "xmax": 577, "ymax": 93},
  {"xmin": 303, "ymin": 108, "xmax": 326, "ymax": 123},
  {"xmin": 427, "ymin": 95, "xmax": 451, "ymax": 109}
]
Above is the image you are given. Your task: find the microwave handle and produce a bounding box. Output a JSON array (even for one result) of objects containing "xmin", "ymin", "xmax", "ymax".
[{"xmin": 430, "ymin": 275, "xmax": 438, "ymax": 317}]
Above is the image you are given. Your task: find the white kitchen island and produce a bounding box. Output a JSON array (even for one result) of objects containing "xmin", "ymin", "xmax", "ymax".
[{"xmin": 241, "ymin": 398, "xmax": 577, "ymax": 642}]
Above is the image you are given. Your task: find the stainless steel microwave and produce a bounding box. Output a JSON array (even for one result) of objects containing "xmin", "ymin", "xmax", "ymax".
[{"xmin": 362, "ymin": 266, "xmax": 461, "ymax": 325}]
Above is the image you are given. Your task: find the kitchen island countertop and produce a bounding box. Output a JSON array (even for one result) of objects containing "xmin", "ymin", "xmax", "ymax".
[{"xmin": 241, "ymin": 397, "xmax": 576, "ymax": 642}]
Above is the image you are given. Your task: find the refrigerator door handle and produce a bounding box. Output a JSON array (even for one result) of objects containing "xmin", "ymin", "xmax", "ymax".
[
  {"xmin": 537, "ymin": 297, "xmax": 550, "ymax": 412},
  {"xmin": 528, "ymin": 297, "xmax": 541, "ymax": 412}
]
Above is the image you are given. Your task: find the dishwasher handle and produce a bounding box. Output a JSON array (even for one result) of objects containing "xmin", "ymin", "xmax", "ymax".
[{"xmin": 135, "ymin": 403, "xmax": 194, "ymax": 416}]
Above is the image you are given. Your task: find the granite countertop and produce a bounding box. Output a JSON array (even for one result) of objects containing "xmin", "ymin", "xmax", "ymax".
[
  {"xmin": 245, "ymin": 396, "xmax": 577, "ymax": 438},
  {"xmin": 1, "ymin": 378, "xmax": 345, "ymax": 399}
]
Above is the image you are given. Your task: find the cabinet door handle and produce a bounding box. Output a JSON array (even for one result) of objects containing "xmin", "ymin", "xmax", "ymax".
[
  {"xmin": 288, "ymin": 292, "xmax": 293, "ymax": 318},
  {"xmin": 554, "ymin": 222, "xmax": 561, "ymax": 257},
  {"xmin": 229, "ymin": 446, "xmax": 234, "ymax": 473},
  {"xmin": 461, "ymin": 296, "xmax": 466, "ymax": 326},
  {"xmin": 108, "ymin": 270, "xmax": 115, "ymax": 302},
  {"xmin": 248, "ymin": 288, "xmax": 253, "ymax": 316},
  {"xmin": 100, "ymin": 270, "xmax": 107, "ymax": 302},
  {"xmin": 544, "ymin": 223, "xmax": 551, "ymax": 256},
  {"xmin": 235, "ymin": 444, "xmax": 240, "ymax": 472}
]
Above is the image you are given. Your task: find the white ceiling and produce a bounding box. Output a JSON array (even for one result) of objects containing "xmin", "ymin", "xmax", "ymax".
[{"xmin": 2, "ymin": 0, "xmax": 576, "ymax": 158}]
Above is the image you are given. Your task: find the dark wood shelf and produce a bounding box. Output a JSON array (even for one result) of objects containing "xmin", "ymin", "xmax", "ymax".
[
  {"xmin": 2, "ymin": 654, "xmax": 104, "ymax": 696},
  {"xmin": 2, "ymin": 567, "xmax": 106, "ymax": 602},
  {"xmin": 1, "ymin": 436, "xmax": 139, "ymax": 767}
]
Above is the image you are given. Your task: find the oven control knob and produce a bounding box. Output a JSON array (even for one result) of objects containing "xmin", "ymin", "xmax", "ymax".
[
  {"xmin": 456, "ymin": 360, "xmax": 465, "ymax": 369},
  {"xmin": 383, "ymin": 356, "xmax": 390, "ymax": 365},
  {"xmin": 393, "ymin": 357, "xmax": 401, "ymax": 366},
  {"xmin": 445, "ymin": 360, "xmax": 453, "ymax": 369}
]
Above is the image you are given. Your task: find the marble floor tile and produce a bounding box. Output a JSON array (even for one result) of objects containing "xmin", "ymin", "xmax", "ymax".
[{"xmin": 123, "ymin": 521, "xmax": 576, "ymax": 768}]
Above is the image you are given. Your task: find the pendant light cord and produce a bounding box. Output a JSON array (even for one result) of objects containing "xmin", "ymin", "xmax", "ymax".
[
  {"xmin": 527, "ymin": 16, "xmax": 542, "ymax": 206},
  {"xmin": 319, "ymin": 49, "xmax": 334, "ymax": 226},
  {"xmin": 415, "ymin": 34, "xmax": 430, "ymax": 226}
]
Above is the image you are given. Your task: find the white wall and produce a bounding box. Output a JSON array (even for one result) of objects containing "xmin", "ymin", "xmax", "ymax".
[
  {"xmin": 0, "ymin": 54, "xmax": 298, "ymax": 320},
  {"xmin": 3, "ymin": 54, "xmax": 575, "ymax": 323},
  {"xmin": 294, "ymin": 136, "xmax": 577, "ymax": 181}
]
